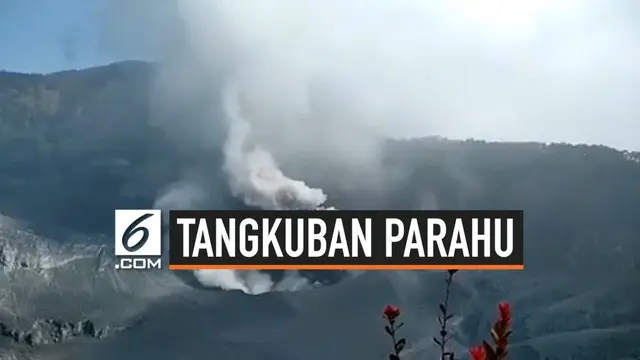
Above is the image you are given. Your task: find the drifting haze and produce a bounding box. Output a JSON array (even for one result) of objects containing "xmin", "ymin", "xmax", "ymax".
[
  {"xmin": 100, "ymin": 0, "xmax": 639, "ymax": 292},
  {"xmin": 101, "ymin": 0, "xmax": 640, "ymax": 150}
]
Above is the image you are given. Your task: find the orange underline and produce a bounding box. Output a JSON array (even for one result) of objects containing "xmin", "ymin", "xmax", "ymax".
[{"xmin": 169, "ymin": 264, "xmax": 523, "ymax": 270}]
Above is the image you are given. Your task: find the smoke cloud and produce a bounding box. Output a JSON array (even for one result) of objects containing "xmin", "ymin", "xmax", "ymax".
[
  {"xmin": 153, "ymin": 177, "xmax": 320, "ymax": 294},
  {"xmin": 102, "ymin": 0, "xmax": 640, "ymax": 292},
  {"xmin": 101, "ymin": 0, "xmax": 640, "ymax": 150},
  {"xmin": 221, "ymin": 81, "xmax": 329, "ymax": 210}
]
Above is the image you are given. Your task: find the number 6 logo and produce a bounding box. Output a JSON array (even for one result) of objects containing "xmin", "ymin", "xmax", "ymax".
[
  {"xmin": 122, "ymin": 213, "xmax": 153, "ymax": 252},
  {"xmin": 114, "ymin": 209, "xmax": 162, "ymax": 256}
]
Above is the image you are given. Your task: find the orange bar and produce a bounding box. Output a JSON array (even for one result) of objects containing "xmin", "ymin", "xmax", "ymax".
[{"xmin": 169, "ymin": 264, "xmax": 523, "ymax": 270}]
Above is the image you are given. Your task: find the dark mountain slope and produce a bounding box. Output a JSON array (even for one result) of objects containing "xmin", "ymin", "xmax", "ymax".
[{"xmin": 0, "ymin": 62, "xmax": 639, "ymax": 360}]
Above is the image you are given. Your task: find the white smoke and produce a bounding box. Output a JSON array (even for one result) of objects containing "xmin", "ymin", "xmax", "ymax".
[
  {"xmin": 150, "ymin": 78, "xmax": 334, "ymax": 294},
  {"xmin": 221, "ymin": 81, "xmax": 329, "ymax": 211},
  {"xmin": 185, "ymin": 80, "xmax": 338, "ymax": 294},
  {"xmin": 154, "ymin": 176, "xmax": 322, "ymax": 295},
  {"xmin": 193, "ymin": 269, "xmax": 273, "ymax": 295},
  {"xmin": 103, "ymin": 0, "xmax": 640, "ymax": 293},
  {"xmin": 101, "ymin": 0, "xmax": 640, "ymax": 151},
  {"xmin": 192, "ymin": 268, "xmax": 316, "ymax": 295}
]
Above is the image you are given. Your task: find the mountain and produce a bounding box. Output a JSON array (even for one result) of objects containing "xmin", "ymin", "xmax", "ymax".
[{"xmin": 0, "ymin": 62, "xmax": 639, "ymax": 360}]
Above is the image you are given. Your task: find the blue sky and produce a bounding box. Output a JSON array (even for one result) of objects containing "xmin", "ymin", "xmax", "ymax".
[{"xmin": 0, "ymin": 0, "xmax": 120, "ymax": 73}]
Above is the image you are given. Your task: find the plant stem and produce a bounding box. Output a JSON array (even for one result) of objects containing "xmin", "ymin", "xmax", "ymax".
[
  {"xmin": 388, "ymin": 322, "xmax": 401, "ymax": 359},
  {"xmin": 439, "ymin": 271, "xmax": 454, "ymax": 360}
]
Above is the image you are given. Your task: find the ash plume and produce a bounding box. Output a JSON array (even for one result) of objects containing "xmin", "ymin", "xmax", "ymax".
[
  {"xmin": 221, "ymin": 81, "xmax": 330, "ymax": 211},
  {"xmin": 100, "ymin": 0, "xmax": 640, "ymax": 151},
  {"xmin": 181, "ymin": 80, "xmax": 336, "ymax": 294},
  {"xmin": 153, "ymin": 175, "xmax": 322, "ymax": 294},
  {"xmin": 100, "ymin": 0, "xmax": 640, "ymax": 293}
]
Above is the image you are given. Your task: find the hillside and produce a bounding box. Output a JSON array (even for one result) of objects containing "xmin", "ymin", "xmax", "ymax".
[{"xmin": 0, "ymin": 62, "xmax": 639, "ymax": 360}]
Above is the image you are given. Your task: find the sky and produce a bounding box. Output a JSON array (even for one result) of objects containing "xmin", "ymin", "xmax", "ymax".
[
  {"xmin": 0, "ymin": 0, "xmax": 638, "ymax": 150},
  {"xmin": 0, "ymin": 0, "xmax": 117, "ymax": 72}
]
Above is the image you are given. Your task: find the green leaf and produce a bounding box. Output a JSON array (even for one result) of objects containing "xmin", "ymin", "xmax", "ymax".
[{"xmin": 395, "ymin": 338, "xmax": 406, "ymax": 352}]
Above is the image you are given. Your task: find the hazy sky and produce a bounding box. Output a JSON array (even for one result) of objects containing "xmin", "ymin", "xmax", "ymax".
[{"xmin": 1, "ymin": 0, "xmax": 638, "ymax": 150}]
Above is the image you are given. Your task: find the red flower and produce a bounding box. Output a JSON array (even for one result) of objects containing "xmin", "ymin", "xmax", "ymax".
[
  {"xmin": 498, "ymin": 301, "xmax": 512, "ymax": 325},
  {"xmin": 469, "ymin": 345, "xmax": 486, "ymax": 360},
  {"xmin": 383, "ymin": 304, "xmax": 401, "ymax": 321}
]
